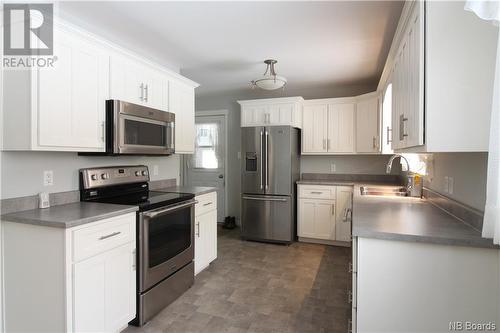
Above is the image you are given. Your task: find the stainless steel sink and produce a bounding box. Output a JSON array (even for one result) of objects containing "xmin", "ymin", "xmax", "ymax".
[{"xmin": 360, "ymin": 186, "xmax": 408, "ymax": 197}]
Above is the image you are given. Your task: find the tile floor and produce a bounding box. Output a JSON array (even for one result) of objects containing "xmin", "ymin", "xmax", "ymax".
[{"xmin": 125, "ymin": 227, "xmax": 351, "ymax": 333}]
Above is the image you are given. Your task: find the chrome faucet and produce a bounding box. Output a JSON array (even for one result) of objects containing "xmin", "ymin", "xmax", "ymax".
[{"xmin": 386, "ymin": 154, "xmax": 410, "ymax": 174}]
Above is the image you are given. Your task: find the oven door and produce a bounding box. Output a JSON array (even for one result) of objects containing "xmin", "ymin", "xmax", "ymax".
[{"xmin": 139, "ymin": 200, "xmax": 195, "ymax": 291}]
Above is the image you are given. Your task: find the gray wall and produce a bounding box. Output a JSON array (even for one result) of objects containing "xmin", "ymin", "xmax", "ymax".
[
  {"xmin": 301, "ymin": 155, "xmax": 399, "ymax": 175},
  {"xmin": 424, "ymin": 152, "xmax": 487, "ymax": 211},
  {"xmin": 0, "ymin": 151, "xmax": 180, "ymax": 200}
]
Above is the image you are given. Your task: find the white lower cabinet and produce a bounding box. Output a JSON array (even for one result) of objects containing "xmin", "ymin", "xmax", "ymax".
[
  {"xmin": 1, "ymin": 212, "xmax": 136, "ymax": 333},
  {"xmin": 298, "ymin": 184, "xmax": 353, "ymax": 244},
  {"xmin": 194, "ymin": 192, "xmax": 218, "ymax": 275},
  {"xmin": 354, "ymin": 237, "xmax": 500, "ymax": 333}
]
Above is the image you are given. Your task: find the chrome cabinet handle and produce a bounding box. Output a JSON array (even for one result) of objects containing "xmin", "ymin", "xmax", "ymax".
[
  {"xmin": 372, "ymin": 136, "xmax": 376, "ymax": 149},
  {"xmin": 327, "ymin": 139, "xmax": 331, "ymax": 150},
  {"xmin": 399, "ymin": 114, "xmax": 408, "ymax": 140},
  {"xmin": 310, "ymin": 191, "xmax": 323, "ymax": 194},
  {"xmin": 140, "ymin": 83, "xmax": 144, "ymax": 101},
  {"xmin": 260, "ymin": 130, "xmax": 264, "ymax": 190},
  {"xmin": 265, "ymin": 130, "xmax": 269, "ymax": 190},
  {"xmin": 203, "ymin": 202, "xmax": 213, "ymax": 207},
  {"xmin": 343, "ymin": 207, "xmax": 349, "ymax": 221},
  {"xmin": 323, "ymin": 139, "xmax": 326, "ymax": 150},
  {"xmin": 196, "ymin": 221, "xmax": 200, "ymax": 237},
  {"xmin": 101, "ymin": 121, "xmax": 105, "ymax": 142},
  {"xmin": 132, "ymin": 248, "xmax": 136, "ymax": 270},
  {"xmin": 144, "ymin": 84, "xmax": 149, "ymax": 102},
  {"xmin": 332, "ymin": 204, "xmax": 335, "ymax": 215},
  {"xmin": 99, "ymin": 231, "xmax": 121, "ymax": 240},
  {"xmin": 387, "ymin": 126, "xmax": 392, "ymax": 144}
]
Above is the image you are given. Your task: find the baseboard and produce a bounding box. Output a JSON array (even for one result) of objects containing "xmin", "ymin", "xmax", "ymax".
[{"xmin": 298, "ymin": 237, "xmax": 351, "ymax": 247}]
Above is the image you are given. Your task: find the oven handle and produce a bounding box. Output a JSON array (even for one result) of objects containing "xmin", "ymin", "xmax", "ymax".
[{"xmin": 142, "ymin": 199, "xmax": 196, "ymax": 219}]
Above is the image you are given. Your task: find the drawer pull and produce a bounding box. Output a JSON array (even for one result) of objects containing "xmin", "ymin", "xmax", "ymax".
[
  {"xmin": 310, "ymin": 191, "xmax": 323, "ymax": 194},
  {"xmin": 203, "ymin": 202, "xmax": 213, "ymax": 207},
  {"xmin": 99, "ymin": 231, "xmax": 121, "ymax": 240}
]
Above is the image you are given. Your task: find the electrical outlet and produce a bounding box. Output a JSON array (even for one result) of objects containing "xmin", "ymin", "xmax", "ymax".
[
  {"xmin": 43, "ymin": 170, "xmax": 54, "ymax": 186},
  {"xmin": 39, "ymin": 192, "xmax": 50, "ymax": 209},
  {"xmin": 330, "ymin": 163, "xmax": 336, "ymax": 173},
  {"xmin": 443, "ymin": 176, "xmax": 449, "ymax": 194},
  {"xmin": 153, "ymin": 165, "xmax": 159, "ymax": 176},
  {"xmin": 448, "ymin": 177, "xmax": 454, "ymax": 194}
]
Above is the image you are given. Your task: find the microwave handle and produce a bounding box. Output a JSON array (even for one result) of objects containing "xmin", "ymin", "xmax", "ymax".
[
  {"xmin": 142, "ymin": 200, "xmax": 196, "ymax": 219},
  {"xmin": 170, "ymin": 122, "xmax": 175, "ymax": 149}
]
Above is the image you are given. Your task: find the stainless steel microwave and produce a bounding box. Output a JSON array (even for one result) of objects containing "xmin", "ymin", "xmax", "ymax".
[{"xmin": 104, "ymin": 100, "xmax": 175, "ymax": 155}]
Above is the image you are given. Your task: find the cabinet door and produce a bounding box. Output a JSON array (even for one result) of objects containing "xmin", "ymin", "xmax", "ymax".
[
  {"xmin": 143, "ymin": 72, "xmax": 167, "ymax": 111},
  {"xmin": 314, "ymin": 201, "xmax": 336, "ymax": 240},
  {"xmin": 328, "ymin": 103, "xmax": 355, "ymax": 153},
  {"xmin": 241, "ymin": 105, "xmax": 268, "ymax": 126},
  {"xmin": 37, "ymin": 28, "xmax": 108, "ymax": 150},
  {"xmin": 194, "ymin": 210, "xmax": 217, "ymax": 275},
  {"xmin": 268, "ymin": 103, "xmax": 294, "ymax": 125},
  {"xmin": 356, "ymin": 97, "xmax": 380, "ymax": 153},
  {"xmin": 110, "ymin": 56, "xmax": 144, "ymax": 106},
  {"xmin": 302, "ymin": 104, "xmax": 328, "ymax": 153},
  {"xmin": 73, "ymin": 243, "xmax": 135, "ymax": 332},
  {"xmin": 298, "ymin": 199, "xmax": 316, "ymax": 238},
  {"xmin": 335, "ymin": 186, "xmax": 353, "ymax": 242},
  {"xmin": 170, "ymin": 80, "xmax": 195, "ymax": 154}
]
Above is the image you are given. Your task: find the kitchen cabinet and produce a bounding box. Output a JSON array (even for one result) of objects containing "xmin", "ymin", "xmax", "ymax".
[
  {"xmin": 1, "ymin": 212, "xmax": 136, "ymax": 332},
  {"xmin": 238, "ymin": 97, "xmax": 303, "ymax": 128},
  {"xmin": 335, "ymin": 186, "xmax": 353, "ymax": 242},
  {"xmin": 327, "ymin": 103, "xmax": 355, "ymax": 153},
  {"xmin": 194, "ymin": 191, "xmax": 217, "ymax": 275},
  {"xmin": 356, "ymin": 94, "xmax": 380, "ymax": 153},
  {"xmin": 380, "ymin": 1, "xmax": 497, "ymax": 152},
  {"xmin": 3, "ymin": 25, "xmax": 109, "ymax": 152},
  {"xmin": 352, "ymin": 237, "xmax": 500, "ymax": 332},
  {"xmin": 302, "ymin": 100, "xmax": 355, "ymax": 154},
  {"xmin": 110, "ymin": 54, "xmax": 167, "ymax": 111},
  {"xmin": 298, "ymin": 184, "xmax": 353, "ymax": 245},
  {"xmin": 170, "ymin": 80, "xmax": 196, "ymax": 154},
  {"xmin": 302, "ymin": 104, "xmax": 328, "ymax": 153}
]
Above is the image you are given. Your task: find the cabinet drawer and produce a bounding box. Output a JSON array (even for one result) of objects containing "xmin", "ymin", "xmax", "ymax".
[
  {"xmin": 195, "ymin": 191, "xmax": 217, "ymax": 217},
  {"xmin": 72, "ymin": 213, "xmax": 135, "ymax": 262},
  {"xmin": 298, "ymin": 185, "xmax": 336, "ymax": 199}
]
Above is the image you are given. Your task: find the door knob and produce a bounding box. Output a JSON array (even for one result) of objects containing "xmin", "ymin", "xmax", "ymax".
[{"xmin": 218, "ymin": 174, "xmax": 224, "ymax": 179}]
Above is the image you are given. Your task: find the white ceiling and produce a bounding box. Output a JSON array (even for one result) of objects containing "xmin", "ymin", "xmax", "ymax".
[{"xmin": 59, "ymin": 1, "xmax": 404, "ymax": 99}]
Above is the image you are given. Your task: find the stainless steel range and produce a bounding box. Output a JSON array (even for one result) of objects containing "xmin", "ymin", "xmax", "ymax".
[{"xmin": 79, "ymin": 165, "xmax": 195, "ymax": 326}]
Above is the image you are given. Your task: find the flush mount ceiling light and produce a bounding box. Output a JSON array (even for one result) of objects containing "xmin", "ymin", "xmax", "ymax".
[{"xmin": 251, "ymin": 59, "xmax": 287, "ymax": 91}]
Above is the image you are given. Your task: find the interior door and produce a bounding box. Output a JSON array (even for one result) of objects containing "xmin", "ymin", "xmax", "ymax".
[{"xmin": 184, "ymin": 115, "xmax": 226, "ymax": 222}]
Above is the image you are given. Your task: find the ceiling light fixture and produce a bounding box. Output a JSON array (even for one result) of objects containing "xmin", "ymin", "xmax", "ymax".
[{"xmin": 251, "ymin": 59, "xmax": 287, "ymax": 91}]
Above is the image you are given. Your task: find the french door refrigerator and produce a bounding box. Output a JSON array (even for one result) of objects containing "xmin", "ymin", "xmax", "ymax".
[{"xmin": 241, "ymin": 126, "xmax": 300, "ymax": 243}]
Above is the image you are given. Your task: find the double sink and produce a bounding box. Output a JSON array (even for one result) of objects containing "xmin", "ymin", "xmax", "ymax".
[{"xmin": 360, "ymin": 186, "xmax": 409, "ymax": 197}]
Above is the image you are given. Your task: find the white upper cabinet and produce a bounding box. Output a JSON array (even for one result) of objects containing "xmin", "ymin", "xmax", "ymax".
[
  {"xmin": 380, "ymin": 1, "xmax": 497, "ymax": 152},
  {"xmin": 109, "ymin": 54, "xmax": 167, "ymax": 111},
  {"xmin": 2, "ymin": 18, "xmax": 199, "ymax": 153},
  {"xmin": 239, "ymin": 97, "xmax": 303, "ymax": 128},
  {"xmin": 356, "ymin": 94, "xmax": 380, "ymax": 153},
  {"xmin": 328, "ymin": 103, "xmax": 355, "ymax": 153},
  {"xmin": 302, "ymin": 104, "xmax": 328, "ymax": 153},
  {"xmin": 3, "ymin": 25, "xmax": 110, "ymax": 152},
  {"xmin": 170, "ymin": 80, "xmax": 196, "ymax": 154}
]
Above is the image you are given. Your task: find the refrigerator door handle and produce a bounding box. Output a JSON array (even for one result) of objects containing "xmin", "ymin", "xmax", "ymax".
[
  {"xmin": 242, "ymin": 196, "xmax": 287, "ymax": 202},
  {"xmin": 260, "ymin": 130, "xmax": 264, "ymax": 190},
  {"xmin": 265, "ymin": 130, "xmax": 269, "ymax": 190}
]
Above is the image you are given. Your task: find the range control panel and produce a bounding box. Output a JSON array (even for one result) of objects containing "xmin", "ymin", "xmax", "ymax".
[{"xmin": 80, "ymin": 165, "xmax": 149, "ymax": 189}]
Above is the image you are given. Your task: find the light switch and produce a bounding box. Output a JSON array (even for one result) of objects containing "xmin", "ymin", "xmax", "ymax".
[
  {"xmin": 443, "ymin": 176, "xmax": 449, "ymax": 194},
  {"xmin": 153, "ymin": 165, "xmax": 159, "ymax": 176}
]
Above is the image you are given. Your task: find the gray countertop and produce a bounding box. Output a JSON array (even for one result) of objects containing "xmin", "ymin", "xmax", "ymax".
[
  {"xmin": 1, "ymin": 202, "xmax": 138, "ymax": 228},
  {"xmin": 350, "ymin": 184, "xmax": 497, "ymax": 249},
  {"xmin": 297, "ymin": 180, "xmax": 496, "ymax": 248},
  {"xmin": 155, "ymin": 186, "xmax": 217, "ymax": 196}
]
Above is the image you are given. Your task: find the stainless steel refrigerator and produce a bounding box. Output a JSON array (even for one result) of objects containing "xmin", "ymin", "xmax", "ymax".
[{"xmin": 241, "ymin": 126, "xmax": 300, "ymax": 243}]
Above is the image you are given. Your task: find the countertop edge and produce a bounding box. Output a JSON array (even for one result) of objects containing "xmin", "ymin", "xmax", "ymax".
[{"xmin": 1, "ymin": 206, "xmax": 138, "ymax": 229}]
